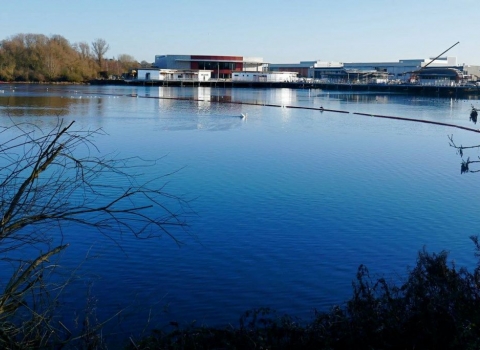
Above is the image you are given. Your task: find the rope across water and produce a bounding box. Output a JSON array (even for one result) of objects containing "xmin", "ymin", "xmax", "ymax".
[{"xmin": 62, "ymin": 88, "xmax": 480, "ymax": 134}]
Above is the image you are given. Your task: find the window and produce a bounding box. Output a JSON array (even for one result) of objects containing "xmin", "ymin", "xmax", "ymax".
[{"xmin": 199, "ymin": 61, "xmax": 235, "ymax": 70}]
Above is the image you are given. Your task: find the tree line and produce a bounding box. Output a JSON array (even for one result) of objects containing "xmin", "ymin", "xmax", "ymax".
[{"xmin": 0, "ymin": 33, "xmax": 148, "ymax": 82}]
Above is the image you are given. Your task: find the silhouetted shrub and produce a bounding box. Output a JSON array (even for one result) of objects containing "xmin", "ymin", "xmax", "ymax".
[{"xmin": 131, "ymin": 237, "xmax": 480, "ymax": 349}]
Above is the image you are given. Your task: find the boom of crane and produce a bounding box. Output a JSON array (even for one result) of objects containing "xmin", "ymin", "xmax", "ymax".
[{"xmin": 408, "ymin": 41, "xmax": 459, "ymax": 83}]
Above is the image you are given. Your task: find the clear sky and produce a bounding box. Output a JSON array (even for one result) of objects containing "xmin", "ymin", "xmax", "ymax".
[{"xmin": 1, "ymin": 0, "xmax": 478, "ymax": 65}]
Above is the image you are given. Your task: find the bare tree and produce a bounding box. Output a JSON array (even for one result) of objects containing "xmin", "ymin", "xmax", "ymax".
[
  {"xmin": 91, "ymin": 38, "xmax": 109, "ymax": 70},
  {"xmin": 449, "ymin": 135, "xmax": 480, "ymax": 174},
  {"xmin": 0, "ymin": 119, "xmax": 190, "ymax": 347},
  {"xmin": 75, "ymin": 41, "xmax": 92, "ymax": 60}
]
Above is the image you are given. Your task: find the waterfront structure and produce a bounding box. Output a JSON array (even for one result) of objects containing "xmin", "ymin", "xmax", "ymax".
[
  {"xmin": 463, "ymin": 65, "xmax": 480, "ymax": 81},
  {"xmin": 268, "ymin": 60, "xmax": 347, "ymax": 79},
  {"xmin": 232, "ymin": 71, "xmax": 298, "ymax": 82},
  {"xmin": 128, "ymin": 54, "xmax": 475, "ymax": 89},
  {"xmin": 346, "ymin": 57, "xmax": 459, "ymax": 82},
  {"xmin": 154, "ymin": 55, "xmax": 264, "ymax": 79},
  {"xmin": 269, "ymin": 57, "xmax": 462, "ymax": 83},
  {"xmin": 311, "ymin": 57, "xmax": 462, "ymax": 83},
  {"xmin": 136, "ymin": 68, "xmax": 211, "ymax": 81},
  {"xmin": 415, "ymin": 67, "xmax": 463, "ymax": 85}
]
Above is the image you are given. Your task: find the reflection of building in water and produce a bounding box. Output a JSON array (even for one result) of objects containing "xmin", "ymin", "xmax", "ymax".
[
  {"xmin": 210, "ymin": 95, "xmax": 232, "ymax": 103},
  {"xmin": 154, "ymin": 55, "xmax": 264, "ymax": 79},
  {"xmin": 147, "ymin": 87, "xmax": 240, "ymax": 112},
  {"xmin": 197, "ymin": 87, "xmax": 212, "ymax": 102},
  {"xmin": 276, "ymin": 88, "xmax": 296, "ymax": 105},
  {"xmin": 326, "ymin": 93, "xmax": 390, "ymax": 104}
]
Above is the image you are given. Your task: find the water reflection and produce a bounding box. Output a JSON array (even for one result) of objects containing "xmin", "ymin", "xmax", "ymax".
[
  {"xmin": 314, "ymin": 92, "xmax": 459, "ymax": 108},
  {"xmin": 0, "ymin": 95, "xmax": 75, "ymax": 117}
]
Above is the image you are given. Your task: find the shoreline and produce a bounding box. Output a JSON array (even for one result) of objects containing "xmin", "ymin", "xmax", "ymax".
[
  {"xmin": 89, "ymin": 79, "xmax": 480, "ymax": 99},
  {"xmin": 2, "ymin": 80, "xmax": 479, "ymax": 99}
]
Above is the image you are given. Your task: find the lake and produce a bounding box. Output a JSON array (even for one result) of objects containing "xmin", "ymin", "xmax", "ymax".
[{"xmin": 1, "ymin": 84, "xmax": 480, "ymax": 338}]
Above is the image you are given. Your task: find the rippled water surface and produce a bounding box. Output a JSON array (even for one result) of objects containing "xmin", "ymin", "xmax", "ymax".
[{"xmin": 1, "ymin": 84, "xmax": 480, "ymax": 335}]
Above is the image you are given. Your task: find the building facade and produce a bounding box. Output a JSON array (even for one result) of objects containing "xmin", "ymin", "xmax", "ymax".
[
  {"xmin": 311, "ymin": 57, "xmax": 462, "ymax": 83},
  {"xmin": 268, "ymin": 61, "xmax": 317, "ymax": 78},
  {"xmin": 463, "ymin": 65, "xmax": 480, "ymax": 81},
  {"xmin": 232, "ymin": 71, "xmax": 298, "ymax": 82},
  {"xmin": 154, "ymin": 55, "xmax": 264, "ymax": 79},
  {"xmin": 136, "ymin": 68, "xmax": 211, "ymax": 81}
]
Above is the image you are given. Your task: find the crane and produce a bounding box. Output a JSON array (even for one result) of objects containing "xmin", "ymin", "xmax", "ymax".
[{"xmin": 409, "ymin": 41, "xmax": 460, "ymax": 83}]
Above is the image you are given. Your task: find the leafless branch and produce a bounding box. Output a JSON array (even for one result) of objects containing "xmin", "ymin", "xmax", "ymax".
[
  {"xmin": 448, "ymin": 134, "xmax": 480, "ymax": 174},
  {"xmin": 0, "ymin": 117, "xmax": 192, "ymax": 347}
]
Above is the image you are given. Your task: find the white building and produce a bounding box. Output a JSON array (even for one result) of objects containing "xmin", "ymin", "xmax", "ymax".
[
  {"xmin": 136, "ymin": 68, "xmax": 212, "ymax": 81},
  {"xmin": 463, "ymin": 65, "xmax": 480, "ymax": 81},
  {"xmin": 232, "ymin": 71, "xmax": 298, "ymax": 82}
]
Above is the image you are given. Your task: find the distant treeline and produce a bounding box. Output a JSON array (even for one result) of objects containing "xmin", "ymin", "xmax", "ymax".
[{"xmin": 0, "ymin": 33, "xmax": 148, "ymax": 82}]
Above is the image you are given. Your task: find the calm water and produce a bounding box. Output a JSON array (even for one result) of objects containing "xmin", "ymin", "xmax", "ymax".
[{"xmin": 1, "ymin": 84, "xmax": 480, "ymax": 336}]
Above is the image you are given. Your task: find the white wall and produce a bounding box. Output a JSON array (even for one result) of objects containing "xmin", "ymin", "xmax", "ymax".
[
  {"xmin": 172, "ymin": 71, "xmax": 211, "ymax": 81},
  {"xmin": 137, "ymin": 69, "xmax": 161, "ymax": 80},
  {"xmin": 232, "ymin": 72, "xmax": 297, "ymax": 82},
  {"xmin": 137, "ymin": 69, "xmax": 211, "ymax": 81}
]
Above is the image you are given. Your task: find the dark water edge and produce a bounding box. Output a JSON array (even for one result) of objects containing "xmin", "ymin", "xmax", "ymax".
[{"xmin": 89, "ymin": 79, "xmax": 480, "ymax": 99}]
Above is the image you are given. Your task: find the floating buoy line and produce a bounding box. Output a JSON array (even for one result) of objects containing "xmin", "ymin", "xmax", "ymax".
[{"xmin": 46, "ymin": 88, "xmax": 480, "ymax": 134}]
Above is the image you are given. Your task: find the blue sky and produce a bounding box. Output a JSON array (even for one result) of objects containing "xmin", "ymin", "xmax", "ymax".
[{"xmin": 1, "ymin": 0, "xmax": 478, "ymax": 65}]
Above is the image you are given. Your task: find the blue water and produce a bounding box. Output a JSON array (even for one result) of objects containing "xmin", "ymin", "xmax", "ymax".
[{"xmin": 1, "ymin": 84, "xmax": 480, "ymax": 337}]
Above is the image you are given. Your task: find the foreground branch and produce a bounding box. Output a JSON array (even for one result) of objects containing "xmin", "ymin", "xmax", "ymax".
[{"xmin": 0, "ymin": 118, "xmax": 192, "ymax": 347}]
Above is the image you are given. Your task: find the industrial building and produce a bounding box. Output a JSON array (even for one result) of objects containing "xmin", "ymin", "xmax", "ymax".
[
  {"xmin": 133, "ymin": 54, "xmax": 474, "ymax": 85},
  {"xmin": 268, "ymin": 61, "xmax": 320, "ymax": 78},
  {"xmin": 341, "ymin": 57, "xmax": 460, "ymax": 82},
  {"xmin": 464, "ymin": 65, "xmax": 480, "ymax": 81},
  {"xmin": 414, "ymin": 67, "xmax": 463, "ymax": 85},
  {"xmin": 268, "ymin": 57, "xmax": 463, "ymax": 83}
]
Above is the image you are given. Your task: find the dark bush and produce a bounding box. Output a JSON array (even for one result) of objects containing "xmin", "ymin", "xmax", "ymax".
[{"xmin": 130, "ymin": 237, "xmax": 480, "ymax": 350}]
